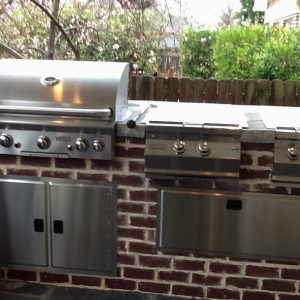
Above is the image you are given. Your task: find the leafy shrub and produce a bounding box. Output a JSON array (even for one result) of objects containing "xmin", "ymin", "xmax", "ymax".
[
  {"xmin": 180, "ymin": 29, "xmax": 216, "ymax": 78},
  {"xmin": 213, "ymin": 25, "xmax": 267, "ymax": 79}
]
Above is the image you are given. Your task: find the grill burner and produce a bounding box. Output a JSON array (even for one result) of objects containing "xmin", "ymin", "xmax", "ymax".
[{"xmin": 0, "ymin": 59, "xmax": 129, "ymax": 160}]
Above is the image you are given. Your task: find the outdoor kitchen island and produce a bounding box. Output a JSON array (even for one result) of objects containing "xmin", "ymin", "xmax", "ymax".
[{"xmin": 1, "ymin": 98, "xmax": 300, "ymax": 300}]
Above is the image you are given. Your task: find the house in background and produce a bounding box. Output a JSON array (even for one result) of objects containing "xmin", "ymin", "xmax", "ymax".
[{"xmin": 254, "ymin": 0, "xmax": 300, "ymax": 27}]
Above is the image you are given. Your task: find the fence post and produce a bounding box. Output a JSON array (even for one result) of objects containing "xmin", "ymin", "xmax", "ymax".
[
  {"xmin": 191, "ymin": 78, "xmax": 205, "ymax": 103},
  {"xmin": 179, "ymin": 77, "xmax": 193, "ymax": 102},
  {"xmin": 166, "ymin": 77, "xmax": 180, "ymax": 101},
  {"xmin": 257, "ymin": 79, "xmax": 270, "ymax": 105},
  {"xmin": 153, "ymin": 76, "xmax": 166, "ymax": 101},
  {"xmin": 243, "ymin": 80, "xmax": 257, "ymax": 105},
  {"xmin": 232, "ymin": 79, "xmax": 245, "ymax": 104},
  {"xmin": 271, "ymin": 79, "xmax": 284, "ymax": 106},
  {"xmin": 284, "ymin": 80, "xmax": 297, "ymax": 106},
  {"xmin": 217, "ymin": 80, "xmax": 231, "ymax": 104},
  {"xmin": 205, "ymin": 79, "xmax": 217, "ymax": 103}
]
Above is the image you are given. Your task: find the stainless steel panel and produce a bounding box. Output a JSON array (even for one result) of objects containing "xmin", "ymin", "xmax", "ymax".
[
  {"xmin": 158, "ymin": 189, "xmax": 300, "ymax": 261},
  {"xmin": 49, "ymin": 181, "xmax": 116, "ymax": 274},
  {"xmin": 0, "ymin": 178, "xmax": 47, "ymax": 266}
]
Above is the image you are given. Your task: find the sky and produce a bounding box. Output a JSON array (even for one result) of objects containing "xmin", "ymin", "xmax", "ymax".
[{"xmin": 162, "ymin": 0, "xmax": 242, "ymax": 28}]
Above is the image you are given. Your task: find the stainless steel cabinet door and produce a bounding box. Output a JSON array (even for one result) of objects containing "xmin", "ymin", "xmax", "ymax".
[
  {"xmin": 0, "ymin": 178, "xmax": 47, "ymax": 266},
  {"xmin": 158, "ymin": 189, "xmax": 300, "ymax": 261},
  {"xmin": 49, "ymin": 181, "xmax": 116, "ymax": 274}
]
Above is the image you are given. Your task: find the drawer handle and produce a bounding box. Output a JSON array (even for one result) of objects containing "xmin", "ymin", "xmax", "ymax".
[
  {"xmin": 226, "ymin": 199, "xmax": 242, "ymax": 210},
  {"xmin": 33, "ymin": 219, "xmax": 44, "ymax": 232},
  {"xmin": 53, "ymin": 220, "xmax": 64, "ymax": 234}
]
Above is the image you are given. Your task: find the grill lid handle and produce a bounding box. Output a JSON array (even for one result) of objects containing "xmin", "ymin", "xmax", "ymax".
[{"xmin": 0, "ymin": 105, "xmax": 112, "ymax": 119}]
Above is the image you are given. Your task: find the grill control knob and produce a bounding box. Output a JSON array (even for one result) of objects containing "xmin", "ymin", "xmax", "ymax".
[
  {"xmin": 0, "ymin": 134, "xmax": 13, "ymax": 148},
  {"xmin": 93, "ymin": 139, "xmax": 105, "ymax": 152},
  {"xmin": 37, "ymin": 136, "xmax": 51, "ymax": 150},
  {"xmin": 173, "ymin": 140, "xmax": 185, "ymax": 154},
  {"xmin": 198, "ymin": 140, "xmax": 210, "ymax": 156},
  {"xmin": 287, "ymin": 146, "xmax": 298, "ymax": 160},
  {"xmin": 75, "ymin": 138, "xmax": 88, "ymax": 152}
]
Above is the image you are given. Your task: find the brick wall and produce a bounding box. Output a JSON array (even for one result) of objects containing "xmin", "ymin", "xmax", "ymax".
[{"xmin": 1, "ymin": 137, "xmax": 300, "ymax": 300}]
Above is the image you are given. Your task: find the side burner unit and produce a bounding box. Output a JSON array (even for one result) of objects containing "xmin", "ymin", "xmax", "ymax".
[
  {"xmin": 272, "ymin": 127, "xmax": 300, "ymax": 182},
  {"xmin": 145, "ymin": 122, "xmax": 243, "ymax": 179},
  {"xmin": 0, "ymin": 59, "xmax": 129, "ymax": 160}
]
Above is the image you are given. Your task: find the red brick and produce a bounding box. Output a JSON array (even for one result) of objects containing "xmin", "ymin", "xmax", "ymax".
[
  {"xmin": 41, "ymin": 170, "xmax": 72, "ymax": 178},
  {"xmin": 128, "ymin": 137, "xmax": 145, "ymax": 145},
  {"xmin": 147, "ymin": 229, "xmax": 156, "ymax": 242},
  {"xmin": 129, "ymin": 241, "xmax": 156, "ymax": 254},
  {"xmin": 55, "ymin": 158, "xmax": 86, "ymax": 169},
  {"xmin": 0, "ymin": 269, "xmax": 4, "ymax": 278},
  {"xmin": 118, "ymin": 254, "xmax": 135, "ymax": 265},
  {"xmin": 226, "ymin": 277, "xmax": 258, "ymax": 289},
  {"xmin": 129, "ymin": 161, "xmax": 145, "ymax": 173},
  {"xmin": 241, "ymin": 143, "xmax": 274, "ymax": 151},
  {"xmin": 115, "ymin": 146, "xmax": 127, "ymax": 157},
  {"xmin": 77, "ymin": 173, "xmax": 111, "ymax": 182},
  {"xmin": 148, "ymin": 204, "xmax": 157, "ymax": 215},
  {"xmin": 115, "ymin": 137, "xmax": 126, "ymax": 144},
  {"xmin": 239, "ymin": 168, "xmax": 270, "ymax": 179},
  {"xmin": 192, "ymin": 274, "xmax": 222, "ymax": 286},
  {"xmin": 209, "ymin": 262, "xmax": 242, "ymax": 274},
  {"xmin": 117, "ymin": 227, "xmax": 144, "ymax": 240},
  {"xmin": 118, "ymin": 202, "xmax": 145, "ymax": 214},
  {"xmin": 113, "ymin": 174, "xmax": 145, "ymax": 187},
  {"xmin": 105, "ymin": 278, "xmax": 136, "ymax": 290},
  {"xmin": 174, "ymin": 259, "xmax": 205, "ymax": 271},
  {"xmin": 20, "ymin": 156, "xmax": 51, "ymax": 167},
  {"xmin": 258, "ymin": 154, "xmax": 273, "ymax": 167},
  {"xmin": 0, "ymin": 154, "xmax": 16, "ymax": 164},
  {"xmin": 118, "ymin": 240, "xmax": 126, "ymax": 251},
  {"xmin": 172, "ymin": 285, "xmax": 204, "ymax": 298},
  {"xmin": 124, "ymin": 267, "xmax": 154, "ymax": 280},
  {"xmin": 7, "ymin": 168, "xmax": 38, "ymax": 176},
  {"xmin": 130, "ymin": 216, "xmax": 156, "ymax": 228},
  {"xmin": 138, "ymin": 281, "xmax": 170, "ymax": 294},
  {"xmin": 282, "ymin": 269, "xmax": 300, "ymax": 280},
  {"xmin": 246, "ymin": 266, "xmax": 279, "ymax": 278},
  {"xmin": 241, "ymin": 153, "xmax": 253, "ymax": 165},
  {"xmin": 72, "ymin": 275, "xmax": 101, "ymax": 286},
  {"xmin": 130, "ymin": 190, "xmax": 157, "ymax": 202},
  {"xmin": 253, "ymin": 184, "xmax": 288, "ymax": 194},
  {"xmin": 207, "ymin": 287, "xmax": 240, "ymax": 299},
  {"xmin": 158, "ymin": 271, "xmax": 189, "ymax": 282},
  {"xmin": 91, "ymin": 160, "xmax": 124, "ymax": 171},
  {"xmin": 117, "ymin": 189, "xmax": 128, "ymax": 199},
  {"xmin": 40, "ymin": 272, "xmax": 69, "ymax": 283},
  {"xmin": 279, "ymin": 295, "xmax": 300, "ymax": 300},
  {"xmin": 139, "ymin": 255, "xmax": 171, "ymax": 268},
  {"xmin": 262, "ymin": 279, "xmax": 296, "ymax": 292},
  {"xmin": 7, "ymin": 269, "xmax": 37, "ymax": 281},
  {"xmin": 242, "ymin": 291, "xmax": 275, "ymax": 300},
  {"xmin": 128, "ymin": 147, "xmax": 144, "ymax": 158}
]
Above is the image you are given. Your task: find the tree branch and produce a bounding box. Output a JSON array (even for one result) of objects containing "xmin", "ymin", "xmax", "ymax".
[
  {"xmin": 29, "ymin": 0, "xmax": 80, "ymax": 60},
  {"xmin": 0, "ymin": 40, "xmax": 25, "ymax": 59}
]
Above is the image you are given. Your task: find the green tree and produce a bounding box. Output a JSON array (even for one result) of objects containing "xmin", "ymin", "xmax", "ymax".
[{"xmin": 237, "ymin": 0, "xmax": 264, "ymax": 24}]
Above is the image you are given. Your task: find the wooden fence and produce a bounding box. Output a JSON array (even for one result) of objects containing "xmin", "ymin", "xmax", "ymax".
[{"xmin": 128, "ymin": 76, "xmax": 300, "ymax": 106}]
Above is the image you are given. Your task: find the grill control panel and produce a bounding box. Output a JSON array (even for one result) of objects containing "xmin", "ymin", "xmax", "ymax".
[{"xmin": 0, "ymin": 130, "xmax": 113, "ymax": 160}]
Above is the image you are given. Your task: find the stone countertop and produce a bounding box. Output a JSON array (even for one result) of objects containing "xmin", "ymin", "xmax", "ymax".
[{"xmin": 117, "ymin": 100, "xmax": 298, "ymax": 142}]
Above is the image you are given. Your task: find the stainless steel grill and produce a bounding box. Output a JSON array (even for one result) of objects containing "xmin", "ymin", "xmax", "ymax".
[{"xmin": 0, "ymin": 59, "xmax": 129, "ymax": 160}]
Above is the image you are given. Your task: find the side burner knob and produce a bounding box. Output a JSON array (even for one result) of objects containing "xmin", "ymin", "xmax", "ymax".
[
  {"xmin": 93, "ymin": 139, "xmax": 105, "ymax": 152},
  {"xmin": 198, "ymin": 140, "xmax": 210, "ymax": 157},
  {"xmin": 37, "ymin": 136, "xmax": 51, "ymax": 150},
  {"xmin": 0, "ymin": 134, "xmax": 13, "ymax": 148},
  {"xmin": 75, "ymin": 138, "xmax": 89, "ymax": 152},
  {"xmin": 287, "ymin": 146, "xmax": 298, "ymax": 160},
  {"xmin": 173, "ymin": 140, "xmax": 185, "ymax": 155}
]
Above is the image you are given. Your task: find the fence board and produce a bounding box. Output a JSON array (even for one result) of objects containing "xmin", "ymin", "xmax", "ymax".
[
  {"xmin": 153, "ymin": 76, "xmax": 166, "ymax": 101},
  {"xmin": 166, "ymin": 77, "xmax": 180, "ymax": 101},
  {"xmin": 141, "ymin": 76, "xmax": 154, "ymax": 100},
  {"xmin": 271, "ymin": 79, "xmax": 284, "ymax": 106},
  {"xmin": 284, "ymin": 80, "xmax": 297, "ymax": 106},
  {"xmin": 191, "ymin": 78, "xmax": 205, "ymax": 102},
  {"xmin": 243, "ymin": 80, "xmax": 257, "ymax": 105},
  {"xmin": 231, "ymin": 80, "xmax": 245, "ymax": 104},
  {"xmin": 179, "ymin": 77, "xmax": 193, "ymax": 102},
  {"xmin": 256, "ymin": 80, "xmax": 270, "ymax": 105},
  {"xmin": 130, "ymin": 75, "xmax": 142, "ymax": 100},
  {"xmin": 205, "ymin": 79, "xmax": 217, "ymax": 103},
  {"xmin": 217, "ymin": 80, "xmax": 231, "ymax": 104}
]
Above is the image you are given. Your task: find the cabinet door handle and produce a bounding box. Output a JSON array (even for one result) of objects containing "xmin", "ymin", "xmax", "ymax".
[
  {"xmin": 226, "ymin": 199, "xmax": 242, "ymax": 210},
  {"xmin": 33, "ymin": 219, "xmax": 44, "ymax": 232},
  {"xmin": 53, "ymin": 220, "xmax": 64, "ymax": 234}
]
